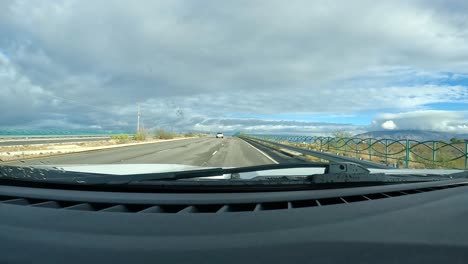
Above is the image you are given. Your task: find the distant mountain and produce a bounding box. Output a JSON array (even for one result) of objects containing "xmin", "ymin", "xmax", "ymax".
[{"xmin": 355, "ymin": 130, "xmax": 468, "ymax": 142}]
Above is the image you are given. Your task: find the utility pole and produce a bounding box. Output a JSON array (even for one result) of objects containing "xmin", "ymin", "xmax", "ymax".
[{"xmin": 137, "ymin": 103, "xmax": 141, "ymax": 133}]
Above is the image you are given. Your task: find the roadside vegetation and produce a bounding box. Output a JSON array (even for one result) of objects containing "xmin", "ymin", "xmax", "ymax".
[
  {"xmin": 134, "ymin": 131, "xmax": 147, "ymax": 141},
  {"xmin": 184, "ymin": 132, "xmax": 196, "ymax": 137},
  {"xmin": 154, "ymin": 129, "xmax": 174, "ymax": 140},
  {"xmin": 153, "ymin": 129, "xmax": 204, "ymax": 139},
  {"xmin": 110, "ymin": 134, "xmax": 130, "ymax": 143},
  {"xmin": 110, "ymin": 130, "xmax": 202, "ymax": 143}
]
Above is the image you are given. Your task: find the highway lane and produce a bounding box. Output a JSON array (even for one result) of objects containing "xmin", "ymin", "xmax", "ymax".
[
  {"xmin": 241, "ymin": 137, "xmax": 310, "ymax": 164},
  {"xmin": 8, "ymin": 137, "xmax": 277, "ymax": 167}
]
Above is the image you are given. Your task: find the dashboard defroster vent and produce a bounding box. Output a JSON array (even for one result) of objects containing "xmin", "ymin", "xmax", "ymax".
[{"xmin": 1, "ymin": 183, "xmax": 467, "ymax": 214}]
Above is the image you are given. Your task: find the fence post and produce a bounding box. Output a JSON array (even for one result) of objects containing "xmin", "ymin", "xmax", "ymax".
[
  {"xmin": 405, "ymin": 139, "xmax": 410, "ymax": 168},
  {"xmin": 368, "ymin": 138, "xmax": 372, "ymax": 161},
  {"xmin": 385, "ymin": 139, "xmax": 388, "ymax": 165},
  {"xmin": 433, "ymin": 142, "xmax": 437, "ymax": 167},
  {"xmin": 465, "ymin": 142, "xmax": 468, "ymax": 170},
  {"xmin": 355, "ymin": 140, "xmax": 359, "ymax": 158},
  {"xmin": 345, "ymin": 139, "xmax": 348, "ymax": 154},
  {"xmin": 319, "ymin": 138, "xmax": 323, "ymax": 151},
  {"xmin": 327, "ymin": 137, "xmax": 330, "ymax": 151}
]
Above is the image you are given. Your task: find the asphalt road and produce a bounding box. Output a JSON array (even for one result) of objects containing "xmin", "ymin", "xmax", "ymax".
[
  {"xmin": 0, "ymin": 137, "xmax": 110, "ymax": 147},
  {"xmin": 9, "ymin": 137, "xmax": 279, "ymax": 167}
]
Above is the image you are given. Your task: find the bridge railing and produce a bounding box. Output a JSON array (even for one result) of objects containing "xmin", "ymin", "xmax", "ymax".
[{"xmin": 246, "ymin": 135, "xmax": 468, "ymax": 169}]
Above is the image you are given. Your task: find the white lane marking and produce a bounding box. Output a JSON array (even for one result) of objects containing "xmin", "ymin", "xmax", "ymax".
[
  {"xmin": 212, "ymin": 150, "xmax": 218, "ymax": 156},
  {"xmin": 242, "ymin": 141, "xmax": 279, "ymax": 164}
]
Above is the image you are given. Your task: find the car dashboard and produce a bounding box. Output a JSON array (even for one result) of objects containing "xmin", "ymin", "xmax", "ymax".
[{"xmin": 1, "ymin": 178, "xmax": 468, "ymax": 263}]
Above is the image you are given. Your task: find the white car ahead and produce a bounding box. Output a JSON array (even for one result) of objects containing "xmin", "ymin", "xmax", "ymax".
[{"xmin": 216, "ymin": 132, "xmax": 224, "ymax": 138}]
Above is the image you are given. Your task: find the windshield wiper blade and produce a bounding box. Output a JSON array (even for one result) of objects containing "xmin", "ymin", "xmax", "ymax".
[
  {"xmin": 58, "ymin": 162, "xmax": 331, "ymax": 184},
  {"xmin": 0, "ymin": 163, "xmax": 323, "ymax": 184},
  {"xmin": 1, "ymin": 162, "xmax": 459, "ymax": 186},
  {"xmin": 54, "ymin": 162, "xmax": 442, "ymax": 185}
]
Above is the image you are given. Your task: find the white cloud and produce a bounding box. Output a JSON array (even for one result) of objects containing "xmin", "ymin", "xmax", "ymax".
[
  {"xmin": 5, "ymin": 1, "xmax": 468, "ymax": 92},
  {"xmin": 191, "ymin": 118, "xmax": 365, "ymax": 136},
  {"xmin": 381, "ymin": 120, "xmax": 397, "ymax": 130},
  {"xmin": 0, "ymin": 55, "xmax": 57, "ymax": 125},
  {"xmin": 371, "ymin": 110, "xmax": 468, "ymax": 134}
]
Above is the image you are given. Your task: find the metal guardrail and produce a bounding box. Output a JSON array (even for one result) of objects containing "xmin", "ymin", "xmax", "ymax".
[{"xmin": 245, "ymin": 135, "xmax": 468, "ymax": 169}]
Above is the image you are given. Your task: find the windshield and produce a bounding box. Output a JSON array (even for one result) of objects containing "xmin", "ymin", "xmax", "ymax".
[{"xmin": 0, "ymin": 1, "xmax": 467, "ymax": 182}]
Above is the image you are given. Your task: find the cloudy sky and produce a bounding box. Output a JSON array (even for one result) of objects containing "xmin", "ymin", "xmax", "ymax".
[{"xmin": 1, "ymin": 0, "xmax": 468, "ymax": 135}]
